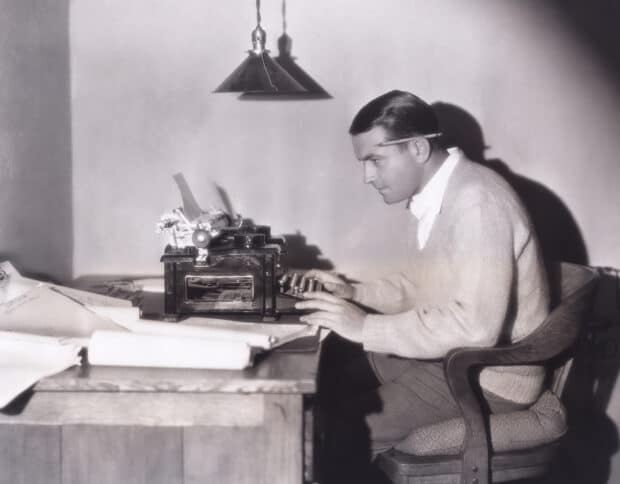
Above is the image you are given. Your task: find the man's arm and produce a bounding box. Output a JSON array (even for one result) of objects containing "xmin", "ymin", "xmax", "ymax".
[
  {"xmin": 297, "ymin": 201, "xmax": 518, "ymax": 359},
  {"xmin": 361, "ymin": 203, "xmax": 514, "ymax": 359},
  {"xmin": 286, "ymin": 270, "xmax": 414, "ymax": 314},
  {"xmin": 352, "ymin": 273, "xmax": 416, "ymax": 315}
]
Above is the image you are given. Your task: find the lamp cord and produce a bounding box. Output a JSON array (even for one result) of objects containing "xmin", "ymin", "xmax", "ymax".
[
  {"xmin": 255, "ymin": 0, "xmax": 277, "ymax": 91},
  {"xmin": 261, "ymin": 54, "xmax": 278, "ymax": 92},
  {"xmin": 282, "ymin": 0, "xmax": 286, "ymax": 33}
]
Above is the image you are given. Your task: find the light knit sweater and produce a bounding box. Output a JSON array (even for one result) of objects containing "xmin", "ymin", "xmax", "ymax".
[{"xmin": 354, "ymin": 158, "xmax": 550, "ymax": 404}]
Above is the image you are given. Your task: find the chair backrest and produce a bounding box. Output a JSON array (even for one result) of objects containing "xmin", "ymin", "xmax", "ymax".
[
  {"xmin": 412, "ymin": 263, "xmax": 599, "ymax": 484},
  {"xmin": 450, "ymin": 263, "xmax": 598, "ymax": 378},
  {"xmin": 547, "ymin": 263, "xmax": 600, "ymax": 397},
  {"xmin": 506, "ymin": 262, "xmax": 599, "ymax": 367}
]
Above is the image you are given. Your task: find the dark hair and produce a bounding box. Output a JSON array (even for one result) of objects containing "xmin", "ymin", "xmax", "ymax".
[{"xmin": 349, "ymin": 90, "xmax": 438, "ymax": 140}]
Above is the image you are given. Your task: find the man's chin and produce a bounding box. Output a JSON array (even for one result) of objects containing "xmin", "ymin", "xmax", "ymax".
[{"xmin": 378, "ymin": 191, "xmax": 403, "ymax": 205}]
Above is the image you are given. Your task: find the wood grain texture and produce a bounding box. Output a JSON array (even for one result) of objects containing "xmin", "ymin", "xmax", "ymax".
[
  {"xmin": 184, "ymin": 394, "xmax": 303, "ymax": 484},
  {"xmin": 2, "ymin": 338, "xmax": 321, "ymax": 483},
  {"xmin": 0, "ymin": 392, "xmax": 263, "ymax": 427},
  {"xmin": 61, "ymin": 425, "xmax": 182, "ymax": 484},
  {"xmin": 303, "ymin": 397, "xmax": 315, "ymax": 483},
  {"xmin": 0, "ymin": 424, "xmax": 60, "ymax": 484},
  {"xmin": 35, "ymin": 349, "xmax": 320, "ymax": 394}
]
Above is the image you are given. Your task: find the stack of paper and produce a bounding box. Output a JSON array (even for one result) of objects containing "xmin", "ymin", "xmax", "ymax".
[{"xmin": 0, "ymin": 260, "xmax": 318, "ymax": 405}]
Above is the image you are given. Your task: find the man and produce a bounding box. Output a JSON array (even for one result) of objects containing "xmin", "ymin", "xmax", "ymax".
[{"xmin": 292, "ymin": 90, "xmax": 550, "ymax": 482}]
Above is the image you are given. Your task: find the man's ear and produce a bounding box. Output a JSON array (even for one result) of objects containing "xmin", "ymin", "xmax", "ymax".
[{"xmin": 408, "ymin": 137, "xmax": 432, "ymax": 164}]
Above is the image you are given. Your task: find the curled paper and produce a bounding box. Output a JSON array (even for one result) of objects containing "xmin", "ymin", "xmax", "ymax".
[{"xmin": 0, "ymin": 331, "xmax": 82, "ymax": 408}]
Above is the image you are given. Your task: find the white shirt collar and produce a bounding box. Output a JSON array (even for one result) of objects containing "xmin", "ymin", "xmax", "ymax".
[
  {"xmin": 408, "ymin": 148, "xmax": 461, "ymax": 249},
  {"xmin": 409, "ymin": 147, "xmax": 461, "ymax": 219}
]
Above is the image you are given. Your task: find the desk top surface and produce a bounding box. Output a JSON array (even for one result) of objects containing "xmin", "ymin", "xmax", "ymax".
[
  {"xmin": 35, "ymin": 347, "xmax": 321, "ymax": 395},
  {"xmin": 30, "ymin": 276, "xmax": 322, "ymax": 395}
]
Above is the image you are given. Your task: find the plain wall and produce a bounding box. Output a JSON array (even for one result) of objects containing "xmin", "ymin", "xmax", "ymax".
[
  {"xmin": 0, "ymin": 0, "xmax": 72, "ymax": 281},
  {"xmin": 70, "ymin": 0, "xmax": 620, "ymax": 282}
]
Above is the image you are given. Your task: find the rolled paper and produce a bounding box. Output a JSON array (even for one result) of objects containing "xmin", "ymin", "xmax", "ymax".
[
  {"xmin": 127, "ymin": 320, "xmax": 276, "ymax": 349},
  {"xmin": 88, "ymin": 330, "xmax": 252, "ymax": 370},
  {"xmin": 88, "ymin": 306, "xmax": 276, "ymax": 349}
]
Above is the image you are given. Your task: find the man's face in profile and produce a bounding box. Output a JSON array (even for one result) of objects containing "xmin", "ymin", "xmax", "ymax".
[{"xmin": 352, "ymin": 126, "xmax": 424, "ymax": 204}]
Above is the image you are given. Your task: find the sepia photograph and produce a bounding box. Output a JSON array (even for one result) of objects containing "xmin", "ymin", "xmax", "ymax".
[{"xmin": 1, "ymin": 1, "xmax": 619, "ymax": 483}]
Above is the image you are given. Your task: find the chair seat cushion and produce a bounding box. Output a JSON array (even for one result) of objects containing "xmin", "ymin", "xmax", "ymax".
[{"xmin": 394, "ymin": 390, "xmax": 567, "ymax": 456}]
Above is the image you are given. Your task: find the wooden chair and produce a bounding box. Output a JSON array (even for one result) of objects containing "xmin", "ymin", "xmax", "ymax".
[{"xmin": 375, "ymin": 262, "xmax": 599, "ymax": 484}]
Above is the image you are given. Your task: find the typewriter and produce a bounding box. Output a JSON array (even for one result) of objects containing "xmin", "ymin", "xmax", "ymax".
[{"xmin": 155, "ymin": 175, "xmax": 319, "ymax": 321}]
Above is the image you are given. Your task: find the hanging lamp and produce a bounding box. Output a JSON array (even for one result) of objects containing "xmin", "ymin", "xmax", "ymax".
[
  {"xmin": 241, "ymin": 0, "xmax": 331, "ymax": 100},
  {"xmin": 214, "ymin": 0, "xmax": 306, "ymax": 94},
  {"xmin": 273, "ymin": 0, "xmax": 330, "ymax": 97}
]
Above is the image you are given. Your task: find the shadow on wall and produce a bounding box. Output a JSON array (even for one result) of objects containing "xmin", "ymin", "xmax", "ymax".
[
  {"xmin": 539, "ymin": 267, "xmax": 620, "ymax": 484},
  {"xmin": 431, "ymin": 102, "xmax": 620, "ymax": 484},
  {"xmin": 552, "ymin": 0, "xmax": 620, "ymax": 92},
  {"xmin": 0, "ymin": 0, "xmax": 73, "ymax": 282},
  {"xmin": 431, "ymin": 102, "xmax": 588, "ymax": 268},
  {"xmin": 281, "ymin": 231, "xmax": 334, "ymax": 271}
]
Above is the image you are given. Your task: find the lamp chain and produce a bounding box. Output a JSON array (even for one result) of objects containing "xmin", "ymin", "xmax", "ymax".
[
  {"xmin": 256, "ymin": 0, "xmax": 261, "ymax": 25},
  {"xmin": 282, "ymin": 0, "xmax": 287, "ymax": 33}
]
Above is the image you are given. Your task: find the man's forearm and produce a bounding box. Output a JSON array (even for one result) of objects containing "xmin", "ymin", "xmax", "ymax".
[{"xmin": 352, "ymin": 273, "xmax": 414, "ymax": 314}]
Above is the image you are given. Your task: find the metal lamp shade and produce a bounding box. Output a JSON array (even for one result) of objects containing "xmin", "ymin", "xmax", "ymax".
[
  {"xmin": 214, "ymin": 50, "xmax": 307, "ymax": 94},
  {"xmin": 274, "ymin": 33, "xmax": 329, "ymax": 96},
  {"xmin": 274, "ymin": 54, "xmax": 330, "ymax": 97}
]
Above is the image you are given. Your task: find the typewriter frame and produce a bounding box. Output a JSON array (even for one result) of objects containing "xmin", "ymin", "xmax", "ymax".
[{"xmin": 160, "ymin": 226, "xmax": 287, "ymax": 320}]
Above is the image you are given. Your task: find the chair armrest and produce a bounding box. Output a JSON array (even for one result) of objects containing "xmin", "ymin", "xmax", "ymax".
[
  {"xmin": 442, "ymin": 336, "xmax": 562, "ymax": 484},
  {"xmin": 442, "ymin": 338, "xmax": 573, "ymax": 484},
  {"xmin": 440, "ymin": 264, "xmax": 598, "ymax": 484}
]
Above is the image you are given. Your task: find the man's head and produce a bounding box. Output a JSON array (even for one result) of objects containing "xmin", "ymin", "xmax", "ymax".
[{"xmin": 349, "ymin": 90, "xmax": 441, "ymax": 204}]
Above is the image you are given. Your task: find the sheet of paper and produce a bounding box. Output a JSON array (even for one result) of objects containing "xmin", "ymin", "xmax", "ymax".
[
  {"xmin": 0, "ymin": 261, "xmax": 127, "ymax": 338},
  {"xmin": 0, "ymin": 331, "xmax": 82, "ymax": 409},
  {"xmin": 88, "ymin": 330, "xmax": 252, "ymax": 370},
  {"xmin": 0, "ymin": 261, "xmax": 41, "ymax": 304},
  {"xmin": 48, "ymin": 284, "xmax": 133, "ymax": 308},
  {"xmin": 177, "ymin": 318, "xmax": 319, "ymax": 349},
  {"xmin": 135, "ymin": 278, "xmax": 164, "ymax": 293},
  {"xmin": 86, "ymin": 305, "xmax": 317, "ymax": 350},
  {"xmin": 0, "ymin": 284, "xmax": 124, "ymax": 337}
]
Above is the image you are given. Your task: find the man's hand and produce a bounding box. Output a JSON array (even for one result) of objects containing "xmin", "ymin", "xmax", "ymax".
[
  {"xmin": 295, "ymin": 291, "xmax": 366, "ymax": 344},
  {"xmin": 286, "ymin": 270, "xmax": 355, "ymax": 299}
]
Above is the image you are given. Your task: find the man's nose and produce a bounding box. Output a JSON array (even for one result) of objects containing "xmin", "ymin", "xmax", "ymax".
[{"xmin": 363, "ymin": 162, "xmax": 377, "ymax": 184}]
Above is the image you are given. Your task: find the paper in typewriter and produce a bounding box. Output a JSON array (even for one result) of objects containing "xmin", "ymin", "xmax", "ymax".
[{"xmin": 0, "ymin": 331, "xmax": 82, "ymax": 409}]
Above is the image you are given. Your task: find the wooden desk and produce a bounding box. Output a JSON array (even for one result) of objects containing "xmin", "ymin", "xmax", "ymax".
[{"xmin": 0, "ymin": 347, "xmax": 320, "ymax": 484}]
